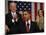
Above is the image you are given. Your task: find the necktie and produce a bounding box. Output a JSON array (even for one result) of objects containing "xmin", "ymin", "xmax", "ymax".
[{"xmin": 26, "ymin": 22, "xmax": 30, "ymax": 32}]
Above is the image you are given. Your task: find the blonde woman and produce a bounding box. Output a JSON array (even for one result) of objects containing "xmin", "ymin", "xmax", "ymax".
[{"xmin": 36, "ymin": 9, "xmax": 44, "ymax": 32}]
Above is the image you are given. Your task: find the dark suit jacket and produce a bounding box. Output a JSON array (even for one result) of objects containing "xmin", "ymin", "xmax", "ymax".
[
  {"xmin": 5, "ymin": 12, "xmax": 22, "ymax": 34},
  {"xmin": 5, "ymin": 12, "xmax": 39, "ymax": 34},
  {"xmin": 19, "ymin": 21, "xmax": 39, "ymax": 33}
]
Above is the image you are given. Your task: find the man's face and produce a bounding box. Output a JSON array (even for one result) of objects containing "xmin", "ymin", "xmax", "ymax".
[
  {"xmin": 23, "ymin": 11, "xmax": 30, "ymax": 21},
  {"xmin": 9, "ymin": 3, "xmax": 16, "ymax": 12}
]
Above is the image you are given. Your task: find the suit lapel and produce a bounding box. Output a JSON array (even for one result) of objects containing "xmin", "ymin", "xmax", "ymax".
[
  {"xmin": 9, "ymin": 13, "xmax": 13, "ymax": 19},
  {"xmin": 30, "ymin": 21, "xmax": 34, "ymax": 32}
]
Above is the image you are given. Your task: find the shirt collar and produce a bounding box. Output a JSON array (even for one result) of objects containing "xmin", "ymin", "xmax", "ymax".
[
  {"xmin": 11, "ymin": 11, "xmax": 16, "ymax": 15},
  {"xmin": 26, "ymin": 20, "xmax": 31, "ymax": 25}
]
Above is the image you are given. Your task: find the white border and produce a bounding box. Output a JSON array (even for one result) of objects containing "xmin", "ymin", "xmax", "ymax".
[
  {"xmin": 0, "ymin": 0, "xmax": 5, "ymax": 35},
  {"xmin": 0, "ymin": 0, "xmax": 45, "ymax": 35}
]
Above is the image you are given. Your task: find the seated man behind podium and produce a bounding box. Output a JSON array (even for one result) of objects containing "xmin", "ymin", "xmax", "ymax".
[{"xmin": 19, "ymin": 11, "xmax": 39, "ymax": 33}]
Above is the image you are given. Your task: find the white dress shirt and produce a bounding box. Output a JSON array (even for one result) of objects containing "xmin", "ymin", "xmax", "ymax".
[
  {"xmin": 11, "ymin": 12, "xmax": 18, "ymax": 23},
  {"xmin": 11, "ymin": 12, "xmax": 17, "ymax": 18},
  {"xmin": 25, "ymin": 20, "xmax": 31, "ymax": 30}
]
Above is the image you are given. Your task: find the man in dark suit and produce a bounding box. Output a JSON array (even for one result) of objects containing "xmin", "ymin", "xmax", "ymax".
[
  {"xmin": 19, "ymin": 11, "xmax": 39, "ymax": 33},
  {"xmin": 5, "ymin": 1, "xmax": 22, "ymax": 34}
]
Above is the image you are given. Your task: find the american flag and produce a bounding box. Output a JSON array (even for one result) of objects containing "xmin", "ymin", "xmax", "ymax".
[{"xmin": 8, "ymin": 1, "xmax": 44, "ymax": 21}]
